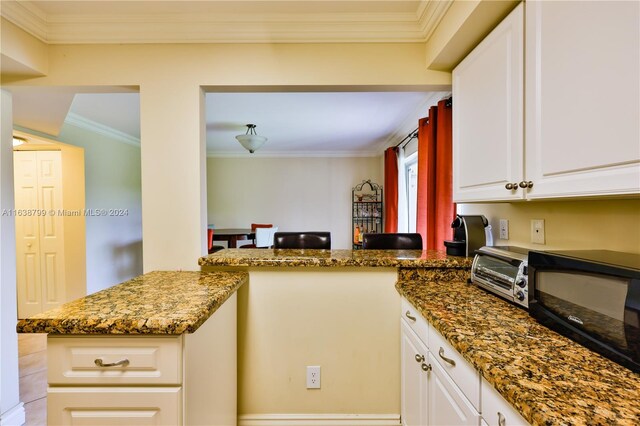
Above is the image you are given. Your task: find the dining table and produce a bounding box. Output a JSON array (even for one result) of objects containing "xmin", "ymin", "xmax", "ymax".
[{"xmin": 210, "ymin": 228, "xmax": 255, "ymax": 248}]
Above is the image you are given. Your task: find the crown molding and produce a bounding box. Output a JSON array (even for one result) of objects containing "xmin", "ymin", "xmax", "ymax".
[
  {"xmin": 65, "ymin": 113, "xmax": 140, "ymax": 147},
  {"xmin": 418, "ymin": 0, "xmax": 454, "ymax": 41},
  {"xmin": 207, "ymin": 150, "xmax": 380, "ymax": 159},
  {"xmin": 1, "ymin": 1, "xmax": 449, "ymax": 44},
  {"xmin": 1, "ymin": 1, "xmax": 48, "ymax": 42}
]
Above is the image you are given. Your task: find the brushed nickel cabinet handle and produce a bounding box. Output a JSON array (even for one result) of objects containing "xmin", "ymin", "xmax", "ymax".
[
  {"xmin": 415, "ymin": 354, "xmax": 425, "ymax": 363},
  {"xmin": 438, "ymin": 347, "xmax": 456, "ymax": 367},
  {"xmin": 405, "ymin": 311, "xmax": 416, "ymax": 322},
  {"xmin": 505, "ymin": 183, "xmax": 519, "ymax": 190},
  {"xmin": 505, "ymin": 183, "xmax": 514, "ymax": 190},
  {"xmin": 94, "ymin": 358, "xmax": 130, "ymax": 368},
  {"xmin": 519, "ymin": 181, "xmax": 534, "ymax": 189},
  {"xmin": 498, "ymin": 412, "xmax": 506, "ymax": 426},
  {"xmin": 421, "ymin": 363, "xmax": 432, "ymax": 372}
]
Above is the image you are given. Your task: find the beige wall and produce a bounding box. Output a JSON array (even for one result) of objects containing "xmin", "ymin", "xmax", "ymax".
[
  {"xmin": 207, "ymin": 156, "xmax": 383, "ymax": 249},
  {"xmin": 458, "ymin": 199, "xmax": 640, "ymax": 254},
  {"xmin": 233, "ymin": 268, "xmax": 400, "ymax": 416}
]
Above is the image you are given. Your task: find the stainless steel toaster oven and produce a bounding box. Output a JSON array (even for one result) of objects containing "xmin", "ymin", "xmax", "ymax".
[{"xmin": 471, "ymin": 246, "xmax": 529, "ymax": 309}]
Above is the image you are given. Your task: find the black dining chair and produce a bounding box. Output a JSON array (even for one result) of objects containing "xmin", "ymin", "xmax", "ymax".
[
  {"xmin": 361, "ymin": 233, "xmax": 423, "ymax": 250},
  {"xmin": 273, "ymin": 232, "xmax": 331, "ymax": 249}
]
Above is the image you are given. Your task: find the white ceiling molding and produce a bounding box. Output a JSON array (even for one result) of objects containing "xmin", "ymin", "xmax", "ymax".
[
  {"xmin": 417, "ymin": 0, "xmax": 454, "ymax": 41},
  {"xmin": 65, "ymin": 112, "xmax": 140, "ymax": 148},
  {"xmin": 0, "ymin": 1, "xmax": 48, "ymax": 42},
  {"xmin": 1, "ymin": 1, "xmax": 453, "ymax": 44},
  {"xmin": 207, "ymin": 150, "xmax": 381, "ymax": 159}
]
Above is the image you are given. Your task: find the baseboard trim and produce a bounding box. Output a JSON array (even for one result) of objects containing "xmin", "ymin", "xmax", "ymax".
[
  {"xmin": 238, "ymin": 413, "xmax": 401, "ymax": 426},
  {"xmin": 0, "ymin": 403, "xmax": 25, "ymax": 426}
]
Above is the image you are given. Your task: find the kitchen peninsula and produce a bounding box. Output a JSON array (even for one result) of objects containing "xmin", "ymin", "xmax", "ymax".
[{"xmin": 201, "ymin": 249, "xmax": 640, "ymax": 426}]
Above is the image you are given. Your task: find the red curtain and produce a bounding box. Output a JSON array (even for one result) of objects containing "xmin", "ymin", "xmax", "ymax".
[
  {"xmin": 383, "ymin": 147, "xmax": 399, "ymax": 232},
  {"xmin": 416, "ymin": 100, "xmax": 456, "ymax": 250}
]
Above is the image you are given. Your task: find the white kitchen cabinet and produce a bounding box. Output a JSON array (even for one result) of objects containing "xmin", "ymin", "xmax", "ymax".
[
  {"xmin": 47, "ymin": 293, "xmax": 237, "ymax": 426},
  {"xmin": 453, "ymin": 1, "xmax": 640, "ymax": 202},
  {"xmin": 400, "ymin": 299, "xmax": 481, "ymax": 426},
  {"xmin": 524, "ymin": 0, "xmax": 640, "ymax": 199},
  {"xmin": 482, "ymin": 377, "xmax": 528, "ymax": 426},
  {"xmin": 401, "ymin": 320, "xmax": 429, "ymax": 426},
  {"xmin": 453, "ymin": 3, "xmax": 524, "ymax": 202},
  {"xmin": 428, "ymin": 352, "xmax": 480, "ymax": 426}
]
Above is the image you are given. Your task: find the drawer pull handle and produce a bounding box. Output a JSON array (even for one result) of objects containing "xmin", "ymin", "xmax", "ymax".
[
  {"xmin": 497, "ymin": 412, "xmax": 506, "ymax": 426},
  {"xmin": 415, "ymin": 354, "xmax": 425, "ymax": 363},
  {"xmin": 421, "ymin": 363, "xmax": 432, "ymax": 372},
  {"xmin": 94, "ymin": 358, "xmax": 130, "ymax": 368},
  {"xmin": 405, "ymin": 311, "xmax": 416, "ymax": 322},
  {"xmin": 438, "ymin": 347, "xmax": 456, "ymax": 367}
]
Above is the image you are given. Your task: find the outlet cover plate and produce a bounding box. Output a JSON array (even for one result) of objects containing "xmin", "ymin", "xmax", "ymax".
[
  {"xmin": 499, "ymin": 219, "xmax": 509, "ymax": 240},
  {"xmin": 306, "ymin": 366, "xmax": 321, "ymax": 389},
  {"xmin": 531, "ymin": 219, "xmax": 545, "ymax": 244}
]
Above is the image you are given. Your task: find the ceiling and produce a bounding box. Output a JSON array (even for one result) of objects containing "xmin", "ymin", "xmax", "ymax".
[{"xmin": 52, "ymin": 90, "xmax": 446, "ymax": 156}]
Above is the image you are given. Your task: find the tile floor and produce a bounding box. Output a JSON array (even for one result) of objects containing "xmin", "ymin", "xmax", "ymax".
[{"xmin": 18, "ymin": 333, "xmax": 47, "ymax": 426}]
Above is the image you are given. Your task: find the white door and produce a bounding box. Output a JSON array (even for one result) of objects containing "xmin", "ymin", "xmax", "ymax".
[
  {"xmin": 14, "ymin": 150, "xmax": 66, "ymax": 318},
  {"xmin": 14, "ymin": 151, "xmax": 43, "ymax": 318},
  {"xmin": 525, "ymin": 0, "xmax": 640, "ymax": 199},
  {"xmin": 453, "ymin": 3, "xmax": 524, "ymax": 202},
  {"xmin": 428, "ymin": 353, "xmax": 479, "ymax": 426},
  {"xmin": 401, "ymin": 320, "xmax": 428, "ymax": 426}
]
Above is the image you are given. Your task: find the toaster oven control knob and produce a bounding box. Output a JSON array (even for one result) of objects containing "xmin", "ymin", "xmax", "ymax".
[
  {"xmin": 516, "ymin": 291, "xmax": 526, "ymax": 301},
  {"xmin": 516, "ymin": 279, "xmax": 527, "ymax": 288}
]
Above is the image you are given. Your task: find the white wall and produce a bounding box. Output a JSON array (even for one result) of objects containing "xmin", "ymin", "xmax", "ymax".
[
  {"xmin": 16, "ymin": 123, "xmax": 143, "ymax": 294},
  {"xmin": 0, "ymin": 90, "xmax": 24, "ymax": 425},
  {"xmin": 207, "ymin": 156, "xmax": 383, "ymax": 249}
]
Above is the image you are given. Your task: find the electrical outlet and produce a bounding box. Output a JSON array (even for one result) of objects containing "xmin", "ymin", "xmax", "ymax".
[
  {"xmin": 499, "ymin": 219, "xmax": 509, "ymax": 240},
  {"xmin": 531, "ymin": 219, "xmax": 545, "ymax": 244},
  {"xmin": 306, "ymin": 366, "xmax": 321, "ymax": 389}
]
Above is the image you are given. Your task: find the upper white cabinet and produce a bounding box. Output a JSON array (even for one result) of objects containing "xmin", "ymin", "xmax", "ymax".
[
  {"xmin": 453, "ymin": 3, "xmax": 524, "ymax": 202},
  {"xmin": 453, "ymin": 1, "xmax": 640, "ymax": 202},
  {"xmin": 525, "ymin": 0, "xmax": 640, "ymax": 199}
]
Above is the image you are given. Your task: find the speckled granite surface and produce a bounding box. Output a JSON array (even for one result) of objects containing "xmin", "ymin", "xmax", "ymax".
[
  {"xmin": 397, "ymin": 279, "xmax": 640, "ymax": 426},
  {"xmin": 199, "ymin": 248, "xmax": 473, "ymax": 269},
  {"xmin": 16, "ymin": 271, "xmax": 247, "ymax": 335}
]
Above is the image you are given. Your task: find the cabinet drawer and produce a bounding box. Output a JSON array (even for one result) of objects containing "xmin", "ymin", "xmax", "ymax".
[
  {"xmin": 48, "ymin": 336, "xmax": 182, "ymax": 385},
  {"xmin": 428, "ymin": 326, "xmax": 480, "ymax": 410},
  {"xmin": 482, "ymin": 378, "xmax": 529, "ymax": 426},
  {"xmin": 401, "ymin": 298, "xmax": 429, "ymax": 346},
  {"xmin": 48, "ymin": 386, "xmax": 182, "ymax": 425}
]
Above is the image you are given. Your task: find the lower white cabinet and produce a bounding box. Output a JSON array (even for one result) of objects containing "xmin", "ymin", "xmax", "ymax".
[
  {"xmin": 47, "ymin": 387, "xmax": 182, "ymax": 425},
  {"xmin": 428, "ymin": 352, "xmax": 479, "ymax": 426},
  {"xmin": 47, "ymin": 293, "xmax": 237, "ymax": 426},
  {"xmin": 481, "ymin": 378, "xmax": 528, "ymax": 426},
  {"xmin": 401, "ymin": 320, "xmax": 429, "ymax": 426}
]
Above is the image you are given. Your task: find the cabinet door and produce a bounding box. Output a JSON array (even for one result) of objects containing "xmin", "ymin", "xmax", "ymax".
[
  {"xmin": 453, "ymin": 3, "xmax": 524, "ymax": 202},
  {"xmin": 401, "ymin": 320, "xmax": 428, "ymax": 426},
  {"xmin": 481, "ymin": 378, "xmax": 529, "ymax": 426},
  {"xmin": 525, "ymin": 1, "xmax": 640, "ymax": 199},
  {"xmin": 428, "ymin": 353, "xmax": 479, "ymax": 426},
  {"xmin": 48, "ymin": 387, "xmax": 182, "ymax": 425}
]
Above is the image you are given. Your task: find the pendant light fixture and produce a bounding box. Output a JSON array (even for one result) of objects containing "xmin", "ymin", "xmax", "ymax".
[{"xmin": 235, "ymin": 124, "xmax": 267, "ymax": 153}]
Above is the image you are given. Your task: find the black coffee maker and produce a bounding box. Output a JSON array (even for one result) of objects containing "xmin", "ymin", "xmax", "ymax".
[{"xmin": 444, "ymin": 215, "xmax": 489, "ymax": 257}]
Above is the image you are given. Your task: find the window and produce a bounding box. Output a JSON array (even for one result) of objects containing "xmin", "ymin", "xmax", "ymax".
[{"xmin": 404, "ymin": 152, "xmax": 418, "ymax": 233}]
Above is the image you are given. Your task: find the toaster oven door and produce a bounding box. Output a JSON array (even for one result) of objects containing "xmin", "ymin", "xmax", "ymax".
[{"xmin": 471, "ymin": 255, "xmax": 519, "ymax": 301}]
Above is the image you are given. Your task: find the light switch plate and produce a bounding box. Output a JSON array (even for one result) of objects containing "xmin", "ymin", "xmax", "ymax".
[{"xmin": 531, "ymin": 219, "xmax": 545, "ymax": 244}]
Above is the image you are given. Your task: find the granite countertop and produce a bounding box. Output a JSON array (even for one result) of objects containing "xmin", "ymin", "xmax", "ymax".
[
  {"xmin": 199, "ymin": 248, "xmax": 473, "ymax": 268},
  {"xmin": 397, "ymin": 279, "xmax": 640, "ymax": 425},
  {"xmin": 16, "ymin": 270, "xmax": 248, "ymax": 335}
]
